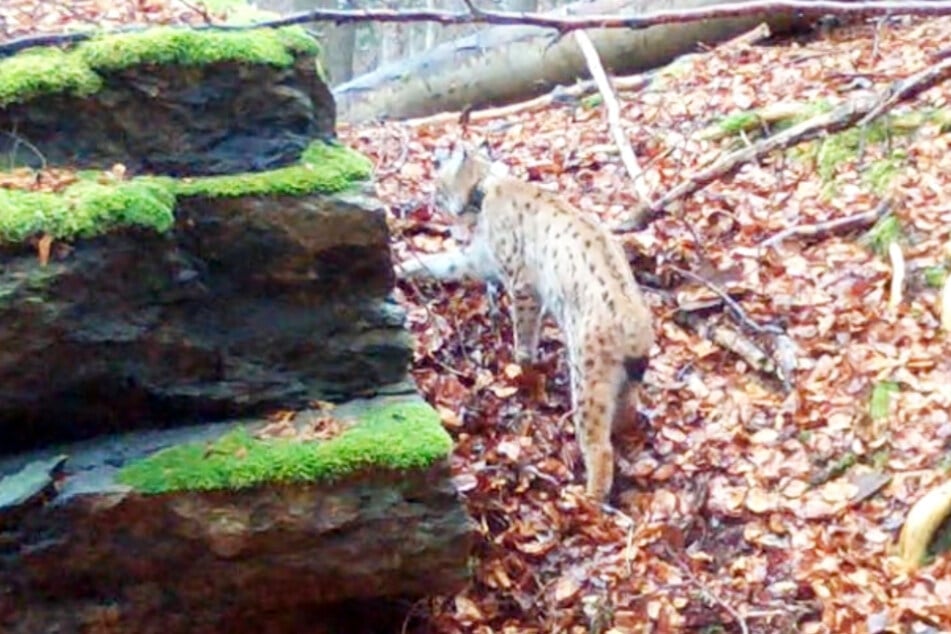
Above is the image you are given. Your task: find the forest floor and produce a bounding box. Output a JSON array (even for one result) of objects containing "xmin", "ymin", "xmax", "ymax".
[
  {"xmin": 341, "ymin": 14, "xmax": 951, "ymax": 634},
  {"xmin": 3, "ymin": 2, "xmax": 951, "ymax": 632}
]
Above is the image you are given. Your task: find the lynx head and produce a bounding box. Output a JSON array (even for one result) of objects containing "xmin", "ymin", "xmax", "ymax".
[{"xmin": 432, "ymin": 141, "xmax": 492, "ymax": 217}]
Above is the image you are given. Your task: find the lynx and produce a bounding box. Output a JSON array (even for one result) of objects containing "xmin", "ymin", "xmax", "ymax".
[{"xmin": 397, "ymin": 142, "xmax": 654, "ymax": 500}]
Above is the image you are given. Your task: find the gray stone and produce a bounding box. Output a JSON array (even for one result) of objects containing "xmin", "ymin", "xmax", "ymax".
[
  {"xmin": 0, "ymin": 58, "xmax": 335, "ymax": 176},
  {"xmin": 0, "ymin": 396, "xmax": 475, "ymax": 634},
  {"xmin": 0, "ymin": 187, "xmax": 412, "ymax": 452}
]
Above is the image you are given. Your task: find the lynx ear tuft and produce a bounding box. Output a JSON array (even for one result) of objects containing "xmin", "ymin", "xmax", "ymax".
[{"xmin": 433, "ymin": 146, "xmax": 450, "ymax": 169}]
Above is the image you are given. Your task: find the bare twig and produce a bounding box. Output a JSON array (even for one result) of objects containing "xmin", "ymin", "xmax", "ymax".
[
  {"xmin": 572, "ymin": 29, "xmax": 652, "ymax": 202},
  {"xmin": 674, "ymin": 309, "xmax": 785, "ymax": 387},
  {"xmin": 668, "ymin": 265, "xmax": 783, "ymax": 336},
  {"xmin": 759, "ymin": 198, "xmax": 892, "ymax": 248},
  {"xmin": 5, "ymin": 1, "xmax": 951, "ymax": 57},
  {"xmin": 1, "ymin": 129, "xmax": 47, "ymax": 170},
  {"xmin": 887, "ymin": 241, "xmax": 905, "ymax": 310},
  {"xmin": 619, "ymin": 54, "xmax": 951, "ymax": 232},
  {"xmin": 670, "ymin": 551, "xmax": 751, "ymax": 634},
  {"xmin": 859, "ymin": 51, "xmax": 951, "ymax": 126}
]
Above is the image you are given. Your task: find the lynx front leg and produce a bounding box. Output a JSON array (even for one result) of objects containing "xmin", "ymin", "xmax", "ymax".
[
  {"xmin": 510, "ymin": 285, "xmax": 546, "ymax": 401},
  {"xmin": 510, "ymin": 285, "xmax": 542, "ymax": 365},
  {"xmin": 396, "ymin": 249, "xmax": 478, "ymax": 281}
]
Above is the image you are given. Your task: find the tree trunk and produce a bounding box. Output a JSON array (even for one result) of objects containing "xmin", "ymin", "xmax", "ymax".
[
  {"xmin": 333, "ymin": 0, "xmax": 797, "ymax": 122},
  {"xmin": 505, "ymin": 0, "xmax": 539, "ymax": 11},
  {"xmin": 255, "ymin": 0, "xmax": 357, "ymax": 84}
]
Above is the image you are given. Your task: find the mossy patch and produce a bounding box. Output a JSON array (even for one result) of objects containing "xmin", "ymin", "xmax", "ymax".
[
  {"xmin": 170, "ymin": 141, "xmax": 373, "ymax": 198},
  {"xmin": 860, "ymin": 213, "xmax": 903, "ymax": 256},
  {"xmin": 0, "ymin": 48, "xmax": 102, "ymax": 107},
  {"xmin": 77, "ymin": 26, "xmax": 318, "ymax": 72},
  {"xmin": 0, "ymin": 142, "xmax": 372, "ymax": 243},
  {"xmin": 0, "ymin": 26, "xmax": 318, "ymax": 106},
  {"xmin": 0, "ymin": 180, "xmax": 175, "ymax": 242},
  {"xmin": 116, "ymin": 400, "xmax": 453, "ymax": 494},
  {"xmin": 710, "ymin": 104, "xmax": 951, "ymax": 200},
  {"xmin": 869, "ymin": 380, "xmax": 899, "ymax": 421}
]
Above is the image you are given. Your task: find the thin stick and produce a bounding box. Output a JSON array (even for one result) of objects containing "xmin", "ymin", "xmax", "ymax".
[
  {"xmin": 672, "ymin": 551, "xmax": 751, "ymax": 634},
  {"xmin": 573, "ymin": 29, "xmax": 652, "ymax": 202},
  {"xmin": 759, "ymin": 198, "xmax": 892, "ymax": 248},
  {"xmin": 402, "ymin": 75, "xmax": 649, "ymax": 128},
  {"xmin": 620, "ymin": 55, "xmax": 951, "ymax": 232},
  {"xmin": 668, "ymin": 266, "xmax": 783, "ymax": 336}
]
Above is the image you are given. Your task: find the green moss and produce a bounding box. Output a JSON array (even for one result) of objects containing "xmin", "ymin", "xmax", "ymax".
[
  {"xmin": 715, "ymin": 101, "xmax": 833, "ymax": 138},
  {"xmin": 718, "ymin": 111, "xmax": 760, "ymax": 135},
  {"xmin": 924, "ymin": 265, "xmax": 947, "ymax": 289},
  {"xmin": 860, "ymin": 213, "xmax": 903, "ymax": 256},
  {"xmin": 581, "ymin": 94, "xmax": 603, "ymax": 110},
  {"xmin": 869, "ymin": 381, "xmax": 899, "ymax": 421},
  {"xmin": 865, "ymin": 153, "xmax": 904, "ymax": 195},
  {"xmin": 116, "ymin": 400, "xmax": 453, "ymax": 494},
  {"xmin": 0, "ymin": 26, "xmax": 319, "ymax": 106},
  {"xmin": 0, "ymin": 48, "xmax": 102, "ymax": 107},
  {"xmin": 172, "ymin": 141, "xmax": 373, "ymax": 198},
  {"xmin": 0, "ymin": 142, "xmax": 369, "ymax": 242},
  {"xmin": 77, "ymin": 26, "xmax": 318, "ymax": 72},
  {"xmin": 0, "ymin": 180, "xmax": 175, "ymax": 242}
]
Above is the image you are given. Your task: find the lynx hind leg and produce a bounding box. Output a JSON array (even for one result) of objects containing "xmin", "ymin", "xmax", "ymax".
[
  {"xmin": 571, "ymin": 352, "xmax": 629, "ymax": 500},
  {"xmin": 612, "ymin": 355, "xmax": 650, "ymax": 434},
  {"xmin": 612, "ymin": 381, "xmax": 636, "ymax": 435}
]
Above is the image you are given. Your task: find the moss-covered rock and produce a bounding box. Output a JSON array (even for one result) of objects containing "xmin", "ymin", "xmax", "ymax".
[
  {"xmin": 0, "ymin": 179, "xmax": 175, "ymax": 242},
  {"xmin": 0, "ymin": 48, "xmax": 102, "ymax": 107},
  {"xmin": 0, "ymin": 142, "xmax": 371, "ymax": 243},
  {"xmin": 0, "ymin": 27, "xmax": 318, "ymax": 107},
  {"xmin": 170, "ymin": 141, "xmax": 373, "ymax": 198},
  {"xmin": 117, "ymin": 400, "xmax": 452, "ymax": 494},
  {"xmin": 77, "ymin": 26, "xmax": 320, "ymax": 74},
  {"xmin": 0, "ymin": 395, "xmax": 473, "ymax": 633},
  {"xmin": 0, "ymin": 27, "xmax": 335, "ymax": 175}
]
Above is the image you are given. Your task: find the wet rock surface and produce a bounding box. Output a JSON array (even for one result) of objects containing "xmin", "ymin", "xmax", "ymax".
[
  {"xmin": 0, "ymin": 187, "xmax": 411, "ymax": 452},
  {"xmin": 0, "ymin": 395, "xmax": 475, "ymax": 634},
  {"xmin": 0, "ymin": 58, "xmax": 336, "ymax": 176}
]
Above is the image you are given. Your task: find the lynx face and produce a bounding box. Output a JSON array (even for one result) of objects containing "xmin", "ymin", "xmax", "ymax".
[{"xmin": 433, "ymin": 144, "xmax": 487, "ymax": 217}]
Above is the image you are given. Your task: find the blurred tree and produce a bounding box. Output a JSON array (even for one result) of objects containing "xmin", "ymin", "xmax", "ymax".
[{"xmin": 256, "ymin": 0, "xmax": 357, "ymax": 84}]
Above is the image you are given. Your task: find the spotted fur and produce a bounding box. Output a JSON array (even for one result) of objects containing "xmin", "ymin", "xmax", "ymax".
[{"xmin": 398, "ymin": 143, "xmax": 654, "ymax": 500}]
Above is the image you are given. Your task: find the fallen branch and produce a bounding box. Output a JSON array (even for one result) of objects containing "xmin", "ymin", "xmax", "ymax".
[
  {"xmin": 888, "ymin": 241, "xmax": 905, "ymax": 310},
  {"xmin": 669, "ymin": 265, "xmax": 793, "ymax": 389},
  {"xmin": 401, "ymin": 75, "xmax": 650, "ymax": 128},
  {"xmin": 668, "ymin": 547, "xmax": 751, "ymax": 634},
  {"xmin": 759, "ymin": 198, "xmax": 892, "ymax": 248},
  {"xmin": 619, "ymin": 54, "xmax": 951, "ymax": 232},
  {"xmin": 668, "ymin": 266, "xmax": 783, "ymax": 336},
  {"xmin": 572, "ymin": 29, "xmax": 652, "ymax": 202},
  {"xmin": 674, "ymin": 307, "xmax": 788, "ymax": 389},
  {"xmin": 6, "ymin": 1, "xmax": 951, "ymax": 57}
]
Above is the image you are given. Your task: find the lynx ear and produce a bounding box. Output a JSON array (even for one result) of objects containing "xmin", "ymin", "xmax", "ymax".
[
  {"xmin": 433, "ymin": 146, "xmax": 451, "ymax": 169},
  {"xmin": 475, "ymin": 139, "xmax": 493, "ymax": 161}
]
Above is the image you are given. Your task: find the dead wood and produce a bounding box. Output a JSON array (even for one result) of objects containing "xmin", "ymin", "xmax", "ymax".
[{"xmin": 619, "ymin": 54, "xmax": 951, "ymax": 232}]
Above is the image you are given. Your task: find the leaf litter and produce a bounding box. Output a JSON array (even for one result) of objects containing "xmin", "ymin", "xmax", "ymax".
[
  {"xmin": 5, "ymin": 3, "xmax": 951, "ymax": 632},
  {"xmin": 345, "ymin": 16, "xmax": 951, "ymax": 634}
]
